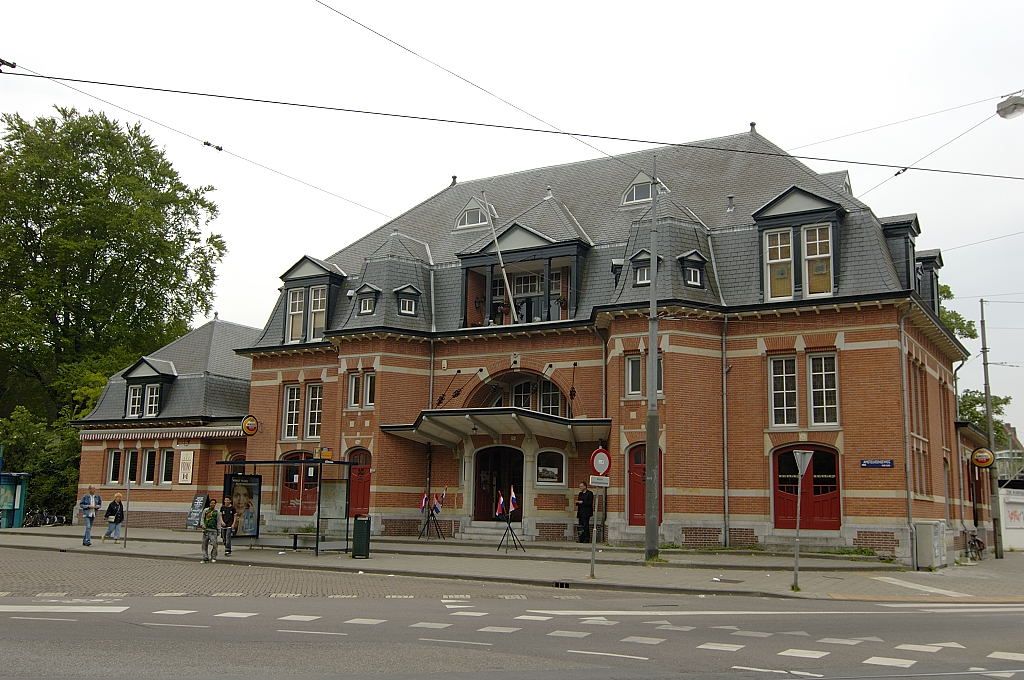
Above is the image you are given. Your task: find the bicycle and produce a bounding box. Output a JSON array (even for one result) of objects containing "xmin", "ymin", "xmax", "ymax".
[
  {"xmin": 23, "ymin": 508, "xmax": 42, "ymax": 527},
  {"xmin": 967, "ymin": 533, "xmax": 986, "ymax": 561}
]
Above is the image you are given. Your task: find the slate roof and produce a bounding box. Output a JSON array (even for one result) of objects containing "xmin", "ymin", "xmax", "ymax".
[
  {"xmin": 248, "ymin": 128, "xmax": 917, "ymax": 345},
  {"xmin": 79, "ymin": 318, "xmax": 261, "ymax": 424}
]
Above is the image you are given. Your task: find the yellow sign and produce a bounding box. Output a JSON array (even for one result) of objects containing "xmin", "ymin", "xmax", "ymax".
[
  {"xmin": 971, "ymin": 447, "xmax": 995, "ymax": 468},
  {"xmin": 241, "ymin": 415, "xmax": 259, "ymax": 436}
]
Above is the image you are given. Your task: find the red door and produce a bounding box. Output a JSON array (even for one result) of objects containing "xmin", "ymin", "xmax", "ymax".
[
  {"xmin": 627, "ymin": 444, "xmax": 663, "ymax": 526},
  {"xmin": 349, "ymin": 449, "xmax": 371, "ymax": 517},
  {"xmin": 773, "ymin": 449, "xmax": 841, "ymax": 530},
  {"xmin": 279, "ymin": 452, "xmax": 318, "ymax": 516}
]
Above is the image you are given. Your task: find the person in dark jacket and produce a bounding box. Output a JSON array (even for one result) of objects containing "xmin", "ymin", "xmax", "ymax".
[
  {"xmin": 219, "ymin": 496, "xmax": 237, "ymax": 556},
  {"xmin": 575, "ymin": 481, "xmax": 595, "ymax": 543},
  {"xmin": 101, "ymin": 493, "xmax": 124, "ymax": 542}
]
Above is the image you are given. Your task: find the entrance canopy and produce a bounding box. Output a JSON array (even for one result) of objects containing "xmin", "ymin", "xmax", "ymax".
[{"xmin": 381, "ymin": 407, "xmax": 611, "ymax": 447}]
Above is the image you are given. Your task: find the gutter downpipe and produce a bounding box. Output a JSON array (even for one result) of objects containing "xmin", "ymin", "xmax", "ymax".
[
  {"xmin": 898, "ymin": 310, "xmax": 918, "ymax": 570},
  {"xmin": 721, "ymin": 315, "xmax": 730, "ymax": 547}
]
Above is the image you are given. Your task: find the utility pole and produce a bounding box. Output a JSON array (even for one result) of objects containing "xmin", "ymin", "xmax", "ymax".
[
  {"xmin": 979, "ymin": 299, "xmax": 1004, "ymax": 558},
  {"xmin": 645, "ymin": 160, "xmax": 660, "ymax": 561}
]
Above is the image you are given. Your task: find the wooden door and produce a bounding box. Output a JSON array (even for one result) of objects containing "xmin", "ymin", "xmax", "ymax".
[
  {"xmin": 473, "ymin": 447, "xmax": 523, "ymax": 521},
  {"xmin": 349, "ymin": 449, "xmax": 371, "ymax": 517},
  {"xmin": 773, "ymin": 449, "xmax": 841, "ymax": 530},
  {"xmin": 627, "ymin": 444, "xmax": 663, "ymax": 526}
]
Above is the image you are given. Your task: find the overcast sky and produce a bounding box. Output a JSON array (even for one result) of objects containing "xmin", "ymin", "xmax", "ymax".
[{"xmin": 5, "ymin": 1, "xmax": 1023, "ymax": 432}]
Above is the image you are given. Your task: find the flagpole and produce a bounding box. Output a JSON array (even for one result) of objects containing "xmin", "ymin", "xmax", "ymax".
[{"xmin": 482, "ymin": 190, "xmax": 519, "ymax": 324}]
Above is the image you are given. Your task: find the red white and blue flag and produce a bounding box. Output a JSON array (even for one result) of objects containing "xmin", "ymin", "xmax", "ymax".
[
  {"xmin": 509, "ymin": 486, "xmax": 519, "ymax": 512},
  {"xmin": 495, "ymin": 490, "xmax": 505, "ymax": 517},
  {"xmin": 419, "ymin": 492, "xmax": 428, "ymax": 513},
  {"xmin": 432, "ymin": 489, "xmax": 445, "ymax": 515}
]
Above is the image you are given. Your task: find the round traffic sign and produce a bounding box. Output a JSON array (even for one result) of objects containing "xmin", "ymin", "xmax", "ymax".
[
  {"xmin": 590, "ymin": 447, "xmax": 611, "ymax": 476},
  {"xmin": 971, "ymin": 447, "xmax": 995, "ymax": 468}
]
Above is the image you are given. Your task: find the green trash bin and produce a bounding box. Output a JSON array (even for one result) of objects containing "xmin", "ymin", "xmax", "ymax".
[{"xmin": 352, "ymin": 515, "xmax": 370, "ymax": 558}]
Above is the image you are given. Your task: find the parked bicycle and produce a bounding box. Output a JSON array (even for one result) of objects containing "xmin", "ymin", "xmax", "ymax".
[
  {"xmin": 967, "ymin": 532, "xmax": 986, "ymax": 561},
  {"xmin": 23, "ymin": 508, "xmax": 42, "ymax": 527},
  {"xmin": 42, "ymin": 508, "xmax": 70, "ymax": 526}
]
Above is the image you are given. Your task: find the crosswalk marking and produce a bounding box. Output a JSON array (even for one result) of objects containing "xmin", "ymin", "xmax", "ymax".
[
  {"xmin": 142, "ymin": 622, "xmax": 208, "ymax": 629},
  {"xmin": 328, "ymin": 594, "xmax": 357, "ymax": 599},
  {"xmin": 441, "ymin": 596, "xmax": 470, "ymax": 600},
  {"xmin": 0, "ymin": 592, "xmax": 10, "ymax": 597},
  {"xmin": 621, "ymin": 636, "xmax": 665, "ymax": 645},
  {"xmin": 499, "ymin": 594, "xmax": 527, "ymax": 600},
  {"xmin": 864, "ymin": 657, "xmax": 916, "ymax": 668},
  {"xmin": 153, "ymin": 610, "xmax": 197, "ymax": 615},
  {"xmin": 732, "ymin": 631, "xmax": 773, "ymax": 638},
  {"xmin": 410, "ymin": 622, "xmax": 451, "ymax": 629},
  {"xmin": 478, "ymin": 626, "xmax": 520, "ymax": 633},
  {"xmin": 581, "ymin": 619, "xmax": 618, "ymax": 626},
  {"xmin": 96, "ymin": 593, "xmax": 128, "ymax": 597},
  {"xmin": 989, "ymin": 652, "xmax": 1024, "ymax": 662},
  {"xmin": 982, "ymin": 673, "xmax": 1016, "ymax": 679},
  {"xmin": 657, "ymin": 625, "xmax": 695, "ymax": 632},
  {"xmin": 278, "ymin": 629, "xmax": 347, "ymax": 636},
  {"xmin": 698, "ymin": 643, "xmax": 745, "ymax": 652},
  {"xmin": 548, "ymin": 630, "xmax": 590, "ymax": 638},
  {"xmin": 279, "ymin": 615, "xmax": 320, "ymax": 622},
  {"xmin": 35, "ymin": 592, "xmax": 68, "ymax": 597},
  {"xmin": 928, "ymin": 642, "xmax": 966, "ymax": 648},
  {"xmin": 818, "ymin": 638, "xmax": 862, "ymax": 645},
  {"xmin": 713, "ymin": 625, "xmax": 740, "ymax": 630},
  {"xmin": 896, "ymin": 644, "xmax": 942, "ymax": 653},
  {"xmin": 450, "ymin": 611, "xmax": 487, "ymax": 617},
  {"xmin": 515, "ymin": 615, "xmax": 552, "ymax": 621},
  {"xmin": 445, "ymin": 604, "xmax": 474, "ymax": 609},
  {"xmin": 154, "ymin": 593, "xmax": 187, "ymax": 597},
  {"xmin": 0, "ymin": 605, "xmax": 128, "ymax": 613},
  {"xmin": 215, "ymin": 612, "xmax": 258, "ymax": 618},
  {"xmin": 212, "ymin": 593, "xmax": 244, "ymax": 597},
  {"xmin": 345, "ymin": 618, "xmax": 386, "ymax": 625},
  {"xmin": 269, "ymin": 593, "xmax": 301, "ymax": 598},
  {"xmin": 779, "ymin": 649, "xmax": 830, "ymax": 659},
  {"xmin": 386, "ymin": 595, "xmax": 413, "ymax": 599},
  {"xmin": 872, "ymin": 577, "xmax": 971, "ymax": 598},
  {"xmin": 567, "ymin": 650, "xmax": 648, "ymax": 661}
]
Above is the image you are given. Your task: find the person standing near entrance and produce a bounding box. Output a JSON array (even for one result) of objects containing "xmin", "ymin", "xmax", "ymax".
[
  {"xmin": 101, "ymin": 493, "xmax": 124, "ymax": 542},
  {"xmin": 575, "ymin": 481, "xmax": 594, "ymax": 543},
  {"xmin": 219, "ymin": 496, "xmax": 237, "ymax": 556},
  {"xmin": 79, "ymin": 485, "xmax": 102, "ymax": 546},
  {"xmin": 200, "ymin": 498, "xmax": 219, "ymax": 563}
]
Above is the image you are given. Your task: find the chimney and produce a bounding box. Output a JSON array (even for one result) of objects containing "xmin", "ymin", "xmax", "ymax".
[
  {"xmin": 726, "ymin": 195, "xmax": 735, "ymax": 213},
  {"xmin": 749, "ymin": 122, "xmax": 757, "ymax": 134},
  {"xmin": 545, "ymin": 185, "xmax": 553, "ymax": 199},
  {"xmin": 450, "ymin": 175, "xmax": 457, "ymax": 187}
]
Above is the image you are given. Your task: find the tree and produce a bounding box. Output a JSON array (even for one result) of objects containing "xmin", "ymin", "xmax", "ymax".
[
  {"xmin": 938, "ymin": 284, "xmax": 977, "ymax": 340},
  {"xmin": 958, "ymin": 388, "xmax": 1013, "ymax": 448}
]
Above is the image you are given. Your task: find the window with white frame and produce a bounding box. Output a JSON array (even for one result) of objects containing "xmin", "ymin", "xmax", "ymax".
[
  {"xmin": 306, "ymin": 384, "xmax": 323, "ymax": 439},
  {"xmin": 308, "ymin": 286, "xmax": 327, "ymax": 340},
  {"xmin": 491, "ymin": 277, "xmax": 505, "ymax": 300},
  {"xmin": 513, "ymin": 273, "xmax": 540, "ymax": 296},
  {"xmin": 764, "ymin": 229, "xmax": 793, "ymax": 300},
  {"xmin": 161, "ymin": 450, "xmax": 174, "ymax": 484},
  {"xmin": 457, "ymin": 207, "xmax": 487, "ymax": 228},
  {"xmin": 769, "ymin": 356, "xmax": 797, "ymax": 426},
  {"xmin": 127, "ymin": 385, "xmax": 142, "ymax": 417},
  {"xmin": 287, "ymin": 288, "xmax": 305, "ymax": 342},
  {"xmin": 625, "ymin": 355, "xmax": 642, "ymax": 395},
  {"xmin": 539, "ymin": 379, "xmax": 561, "ymax": 416},
  {"xmin": 512, "ymin": 382, "xmax": 531, "ymax": 408},
  {"xmin": 364, "ymin": 372, "xmax": 376, "ymax": 407},
  {"xmin": 283, "ymin": 385, "xmax": 301, "ymax": 439},
  {"xmin": 399, "ymin": 297, "xmax": 416, "ymax": 315},
  {"xmin": 108, "ymin": 450, "xmax": 122, "ymax": 484},
  {"xmin": 348, "ymin": 373, "xmax": 361, "ymax": 408},
  {"xmin": 143, "ymin": 449, "xmax": 157, "ymax": 484},
  {"xmin": 685, "ymin": 266, "xmax": 702, "ymax": 287},
  {"xmin": 635, "ymin": 264, "xmax": 650, "ymax": 285},
  {"xmin": 536, "ymin": 450, "xmax": 566, "ymax": 485},
  {"xmin": 809, "ymin": 354, "xmax": 839, "ymax": 425},
  {"xmin": 144, "ymin": 384, "xmax": 160, "ymax": 417},
  {"xmin": 623, "ymin": 181, "xmax": 652, "ymax": 204},
  {"xmin": 803, "ymin": 224, "xmax": 833, "ymax": 296},
  {"xmin": 359, "ymin": 296, "xmax": 374, "ymax": 314}
]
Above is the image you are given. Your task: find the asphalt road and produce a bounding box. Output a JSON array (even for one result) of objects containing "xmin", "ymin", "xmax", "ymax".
[{"xmin": 2, "ymin": 549, "xmax": 1022, "ymax": 679}]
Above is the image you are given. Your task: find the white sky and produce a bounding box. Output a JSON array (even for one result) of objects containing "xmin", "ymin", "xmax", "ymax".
[{"xmin": 5, "ymin": 1, "xmax": 1023, "ymax": 430}]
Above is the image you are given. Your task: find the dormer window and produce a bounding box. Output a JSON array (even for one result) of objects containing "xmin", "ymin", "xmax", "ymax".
[
  {"xmin": 635, "ymin": 264, "xmax": 650, "ymax": 286},
  {"xmin": 287, "ymin": 289, "xmax": 305, "ymax": 343},
  {"xmin": 623, "ymin": 182, "xmax": 652, "ymax": 204},
  {"xmin": 457, "ymin": 207, "xmax": 491, "ymax": 228},
  {"xmin": 308, "ymin": 286, "xmax": 327, "ymax": 340},
  {"xmin": 803, "ymin": 224, "xmax": 833, "ymax": 297},
  {"xmin": 127, "ymin": 385, "xmax": 143, "ymax": 417},
  {"xmin": 678, "ymin": 250, "xmax": 708, "ymax": 290},
  {"xmin": 144, "ymin": 384, "xmax": 161, "ymax": 417},
  {"xmin": 359, "ymin": 296, "xmax": 375, "ymax": 314},
  {"xmin": 765, "ymin": 229, "xmax": 794, "ymax": 301},
  {"xmin": 400, "ymin": 298, "xmax": 416, "ymax": 315},
  {"xmin": 685, "ymin": 266, "xmax": 702, "ymax": 287},
  {"xmin": 393, "ymin": 284, "xmax": 422, "ymax": 317}
]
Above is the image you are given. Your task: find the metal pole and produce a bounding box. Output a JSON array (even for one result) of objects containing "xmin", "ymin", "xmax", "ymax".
[
  {"xmin": 315, "ymin": 460, "xmax": 323, "ymax": 556},
  {"xmin": 589, "ymin": 494, "xmax": 600, "ymax": 578},
  {"xmin": 645, "ymin": 161, "xmax": 660, "ymax": 561},
  {"xmin": 793, "ymin": 474, "xmax": 802, "ymax": 590},
  {"xmin": 123, "ymin": 452, "xmax": 132, "ymax": 548},
  {"xmin": 980, "ymin": 299, "xmax": 1004, "ymax": 558}
]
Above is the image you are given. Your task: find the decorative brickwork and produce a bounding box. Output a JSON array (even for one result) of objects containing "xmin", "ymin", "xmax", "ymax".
[
  {"xmin": 537, "ymin": 522, "xmax": 569, "ymax": 541},
  {"xmin": 853, "ymin": 530, "xmax": 899, "ymax": 556},
  {"xmin": 728, "ymin": 527, "xmax": 758, "ymax": 547},
  {"xmin": 381, "ymin": 517, "xmax": 458, "ymax": 538},
  {"xmin": 682, "ymin": 526, "xmax": 723, "ymax": 548},
  {"xmin": 121, "ymin": 511, "xmax": 188, "ymax": 529}
]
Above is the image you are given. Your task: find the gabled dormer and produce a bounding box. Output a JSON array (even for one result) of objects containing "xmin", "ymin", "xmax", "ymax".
[
  {"xmin": 122, "ymin": 357, "xmax": 177, "ymax": 418},
  {"xmin": 280, "ymin": 255, "xmax": 346, "ymax": 344},
  {"xmin": 455, "ymin": 197, "xmax": 498, "ymax": 230},
  {"xmin": 628, "ymin": 248, "xmax": 664, "ymax": 287},
  {"xmin": 354, "ymin": 282, "xmax": 381, "ymax": 316},
  {"xmin": 915, "ymin": 249, "xmax": 943, "ymax": 316},
  {"xmin": 620, "ymin": 171, "xmax": 670, "ymax": 207},
  {"xmin": 393, "ymin": 284, "xmax": 422, "ymax": 317},
  {"xmin": 753, "ymin": 186, "xmax": 846, "ymax": 302},
  {"xmin": 677, "ymin": 249, "xmax": 708, "ymax": 288}
]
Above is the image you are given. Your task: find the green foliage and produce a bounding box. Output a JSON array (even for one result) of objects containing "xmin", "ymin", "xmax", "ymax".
[
  {"xmin": 959, "ymin": 388, "xmax": 1013, "ymax": 447},
  {"xmin": 938, "ymin": 284, "xmax": 977, "ymax": 340},
  {"xmin": 0, "ymin": 406, "xmax": 80, "ymax": 513}
]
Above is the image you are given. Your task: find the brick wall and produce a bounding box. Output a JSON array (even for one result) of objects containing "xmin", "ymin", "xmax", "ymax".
[
  {"xmin": 728, "ymin": 527, "xmax": 758, "ymax": 547},
  {"xmin": 853, "ymin": 530, "xmax": 899, "ymax": 556},
  {"xmin": 682, "ymin": 526, "xmax": 723, "ymax": 548},
  {"xmin": 381, "ymin": 517, "xmax": 459, "ymax": 538},
  {"xmin": 122, "ymin": 510, "xmax": 188, "ymax": 529},
  {"xmin": 537, "ymin": 522, "xmax": 569, "ymax": 541}
]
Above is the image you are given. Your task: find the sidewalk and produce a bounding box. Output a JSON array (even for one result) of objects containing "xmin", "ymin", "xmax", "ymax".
[{"xmin": 3, "ymin": 526, "xmax": 1022, "ymax": 602}]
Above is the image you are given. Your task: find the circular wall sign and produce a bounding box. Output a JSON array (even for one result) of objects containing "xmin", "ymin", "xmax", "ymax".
[
  {"xmin": 590, "ymin": 447, "xmax": 611, "ymax": 476},
  {"xmin": 241, "ymin": 414, "xmax": 259, "ymax": 436},
  {"xmin": 971, "ymin": 447, "xmax": 995, "ymax": 468}
]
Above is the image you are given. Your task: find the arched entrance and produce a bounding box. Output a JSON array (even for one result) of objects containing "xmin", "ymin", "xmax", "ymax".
[
  {"xmin": 627, "ymin": 443, "xmax": 663, "ymax": 526},
  {"xmin": 279, "ymin": 451, "xmax": 318, "ymax": 516},
  {"xmin": 773, "ymin": 446, "xmax": 841, "ymax": 530},
  {"xmin": 349, "ymin": 448, "xmax": 372, "ymax": 517},
  {"xmin": 474, "ymin": 446, "xmax": 524, "ymax": 521}
]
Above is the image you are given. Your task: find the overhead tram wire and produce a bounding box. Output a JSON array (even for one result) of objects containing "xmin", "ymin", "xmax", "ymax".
[
  {"xmin": 8, "ymin": 64, "xmax": 392, "ymax": 219},
  {"xmin": 945, "ymin": 229, "xmax": 1024, "ymax": 252},
  {"xmin": 4, "ymin": 71, "xmax": 1023, "ymax": 185}
]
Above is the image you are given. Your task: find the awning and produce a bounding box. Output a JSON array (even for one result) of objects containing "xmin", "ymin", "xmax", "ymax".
[
  {"xmin": 381, "ymin": 407, "xmax": 611, "ymax": 447},
  {"xmin": 78, "ymin": 426, "xmax": 246, "ymax": 441}
]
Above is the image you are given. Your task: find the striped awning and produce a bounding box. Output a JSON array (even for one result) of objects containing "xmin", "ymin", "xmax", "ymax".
[{"xmin": 78, "ymin": 427, "xmax": 246, "ymax": 441}]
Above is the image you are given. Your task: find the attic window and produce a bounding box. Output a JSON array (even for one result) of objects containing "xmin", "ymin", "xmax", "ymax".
[
  {"xmin": 457, "ymin": 207, "xmax": 488, "ymax": 228},
  {"xmin": 623, "ymin": 182, "xmax": 652, "ymax": 205},
  {"xmin": 635, "ymin": 264, "xmax": 650, "ymax": 286},
  {"xmin": 359, "ymin": 297, "xmax": 375, "ymax": 315},
  {"xmin": 685, "ymin": 266, "xmax": 702, "ymax": 288},
  {"xmin": 399, "ymin": 297, "xmax": 416, "ymax": 316}
]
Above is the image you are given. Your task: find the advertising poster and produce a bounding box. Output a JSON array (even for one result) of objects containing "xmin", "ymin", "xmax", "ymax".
[{"xmin": 225, "ymin": 474, "xmax": 262, "ymax": 538}]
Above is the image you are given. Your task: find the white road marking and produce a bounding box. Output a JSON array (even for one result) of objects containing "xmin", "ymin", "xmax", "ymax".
[
  {"xmin": 554, "ymin": 595, "xmax": 581, "ymax": 599},
  {"xmin": 410, "ymin": 622, "xmax": 451, "ymax": 629},
  {"xmin": 853, "ymin": 636, "xmax": 885, "ymax": 642},
  {"xmin": 499, "ymin": 594, "xmax": 526, "ymax": 599},
  {"xmin": 450, "ymin": 611, "xmax": 487, "ymax": 617},
  {"xmin": 713, "ymin": 625, "xmax": 740, "ymax": 630},
  {"xmin": 516, "ymin": 615, "xmax": 552, "ymax": 621},
  {"xmin": 698, "ymin": 643, "xmax": 745, "ymax": 652},
  {"xmin": 0, "ymin": 605, "xmax": 128, "ymax": 613},
  {"xmin": 733, "ymin": 631, "xmax": 773, "ymax": 638},
  {"xmin": 269, "ymin": 593, "xmax": 301, "ymax": 598},
  {"xmin": 872, "ymin": 577, "xmax": 971, "ymax": 598},
  {"xmin": 215, "ymin": 612, "xmax": 258, "ymax": 618},
  {"xmin": 567, "ymin": 650, "xmax": 647, "ymax": 661},
  {"xmin": 864, "ymin": 657, "xmax": 917, "ymax": 668},
  {"xmin": 924, "ymin": 608, "xmax": 1024, "ymax": 614},
  {"xmin": 153, "ymin": 610, "xmax": 197, "ymax": 615},
  {"xmin": 621, "ymin": 636, "xmax": 665, "ymax": 645},
  {"xmin": 278, "ymin": 629, "xmax": 347, "ymax": 636},
  {"xmin": 548, "ymin": 630, "xmax": 590, "ymax": 638},
  {"xmin": 779, "ymin": 649, "xmax": 830, "ymax": 659},
  {"xmin": 212, "ymin": 592, "xmax": 243, "ymax": 597},
  {"xmin": 990, "ymin": 653, "xmax": 1024, "ymax": 662},
  {"xmin": 818, "ymin": 638, "xmax": 863, "ymax": 645},
  {"xmin": 34, "ymin": 592, "xmax": 68, "ymax": 597},
  {"xmin": 581, "ymin": 619, "xmax": 618, "ymax": 626},
  {"xmin": 881, "ymin": 603, "xmax": 1023, "ymax": 608},
  {"xmin": 657, "ymin": 625, "xmax": 696, "ymax": 631},
  {"xmin": 732, "ymin": 666, "xmax": 787, "ymax": 674},
  {"xmin": 328, "ymin": 594, "xmax": 357, "ymax": 599},
  {"xmin": 95, "ymin": 593, "xmax": 128, "ymax": 597},
  {"xmin": 781, "ymin": 631, "xmax": 811, "ymax": 636},
  {"xmin": 444, "ymin": 604, "xmax": 474, "ymax": 609},
  {"xmin": 418, "ymin": 638, "xmax": 491, "ymax": 647},
  {"xmin": 478, "ymin": 626, "xmax": 521, "ymax": 633},
  {"xmin": 344, "ymin": 618, "xmax": 386, "ymax": 625},
  {"xmin": 10, "ymin": 616, "xmax": 77, "ymax": 622},
  {"xmin": 645, "ymin": 619, "xmax": 672, "ymax": 625},
  {"xmin": 0, "ymin": 592, "xmax": 11, "ymax": 597},
  {"xmin": 983, "ymin": 673, "xmax": 1017, "ymax": 679},
  {"xmin": 441, "ymin": 596, "xmax": 470, "ymax": 600},
  {"xmin": 790, "ymin": 672, "xmax": 826, "ymax": 678},
  {"xmin": 153, "ymin": 593, "xmax": 187, "ymax": 597},
  {"xmin": 929, "ymin": 642, "xmax": 967, "ymax": 648},
  {"xmin": 896, "ymin": 643, "xmax": 943, "ymax": 653},
  {"xmin": 528, "ymin": 610, "xmax": 888, "ymax": 617},
  {"xmin": 278, "ymin": 615, "xmax": 320, "ymax": 622},
  {"xmin": 142, "ymin": 623, "xmax": 209, "ymax": 629},
  {"xmin": 386, "ymin": 595, "xmax": 413, "ymax": 599}
]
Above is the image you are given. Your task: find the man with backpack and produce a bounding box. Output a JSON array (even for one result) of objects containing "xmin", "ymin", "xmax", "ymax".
[{"xmin": 200, "ymin": 498, "xmax": 219, "ymax": 563}]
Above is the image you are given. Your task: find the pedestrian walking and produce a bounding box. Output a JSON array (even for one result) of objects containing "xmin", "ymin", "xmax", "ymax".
[
  {"xmin": 79, "ymin": 485, "xmax": 102, "ymax": 546},
  {"xmin": 101, "ymin": 493, "xmax": 125, "ymax": 542},
  {"xmin": 575, "ymin": 481, "xmax": 594, "ymax": 543},
  {"xmin": 200, "ymin": 498, "xmax": 219, "ymax": 563},
  {"xmin": 219, "ymin": 496, "xmax": 237, "ymax": 556}
]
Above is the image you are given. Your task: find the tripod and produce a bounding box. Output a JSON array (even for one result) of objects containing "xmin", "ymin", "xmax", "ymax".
[
  {"xmin": 418, "ymin": 506, "xmax": 445, "ymax": 540},
  {"xmin": 496, "ymin": 512, "xmax": 525, "ymax": 553}
]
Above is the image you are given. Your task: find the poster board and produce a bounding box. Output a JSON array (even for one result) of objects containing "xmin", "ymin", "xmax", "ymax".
[
  {"xmin": 185, "ymin": 494, "xmax": 208, "ymax": 529},
  {"xmin": 225, "ymin": 474, "xmax": 262, "ymax": 539}
]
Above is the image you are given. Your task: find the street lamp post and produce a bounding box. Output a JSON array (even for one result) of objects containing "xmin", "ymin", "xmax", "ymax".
[
  {"xmin": 645, "ymin": 161, "xmax": 660, "ymax": 561},
  {"xmin": 979, "ymin": 299, "xmax": 1004, "ymax": 558}
]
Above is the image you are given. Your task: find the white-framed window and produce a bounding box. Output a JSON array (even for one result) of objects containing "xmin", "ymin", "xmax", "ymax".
[
  {"xmin": 348, "ymin": 373, "xmax": 361, "ymax": 408},
  {"xmin": 283, "ymin": 385, "xmax": 301, "ymax": 439},
  {"xmin": 399, "ymin": 297, "xmax": 416, "ymax": 315},
  {"xmin": 359, "ymin": 296, "xmax": 374, "ymax": 314},
  {"xmin": 685, "ymin": 266, "xmax": 702, "ymax": 287},
  {"xmin": 127, "ymin": 385, "xmax": 142, "ymax": 418},
  {"xmin": 126, "ymin": 450, "xmax": 138, "ymax": 484},
  {"xmin": 549, "ymin": 271, "xmax": 562, "ymax": 295},
  {"xmin": 287, "ymin": 288, "xmax": 305, "ymax": 342},
  {"xmin": 108, "ymin": 450, "xmax": 122, "ymax": 484},
  {"xmin": 635, "ymin": 264, "xmax": 650, "ymax": 285},
  {"xmin": 512, "ymin": 382, "xmax": 531, "ymax": 408},
  {"xmin": 623, "ymin": 181, "xmax": 652, "ymax": 204},
  {"xmin": 625, "ymin": 355, "xmax": 642, "ymax": 395},
  {"xmin": 143, "ymin": 449, "xmax": 157, "ymax": 484},
  {"xmin": 308, "ymin": 286, "xmax": 327, "ymax": 340},
  {"xmin": 539, "ymin": 379, "xmax": 561, "ymax": 416},
  {"xmin": 803, "ymin": 224, "xmax": 833, "ymax": 297},
  {"xmin": 457, "ymin": 207, "xmax": 487, "ymax": 228},
  {"xmin": 536, "ymin": 450, "xmax": 566, "ymax": 486},
  {"xmin": 364, "ymin": 372, "xmax": 376, "ymax": 407},
  {"xmin": 764, "ymin": 229, "xmax": 793, "ymax": 300},
  {"xmin": 809, "ymin": 353, "xmax": 839, "ymax": 425},
  {"xmin": 769, "ymin": 356, "xmax": 798, "ymax": 426},
  {"xmin": 161, "ymin": 450, "xmax": 174, "ymax": 484},
  {"xmin": 491, "ymin": 277, "xmax": 505, "ymax": 299},
  {"xmin": 306, "ymin": 384, "xmax": 323, "ymax": 439},
  {"xmin": 144, "ymin": 384, "xmax": 160, "ymax": 417},
  {"xmin": 513, "ymin": 273, "xmax": 540, "ymax": 296}
]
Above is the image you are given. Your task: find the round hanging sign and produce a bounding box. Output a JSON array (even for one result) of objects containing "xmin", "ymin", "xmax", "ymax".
[
  {"xmin": 590, "ymin": 447, "xmax": 611, "ymax": 476},
  {"xmin": 241, "ymin": 414, "xmax": 259, "ymax": 437},
  {"xmin": 971, "ymin": 447, "xmax": 995, "ymax": 468}
]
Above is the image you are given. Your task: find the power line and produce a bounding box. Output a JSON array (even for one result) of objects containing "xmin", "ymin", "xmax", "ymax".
[
  {"xmin": 945, "ymin": 230, "xmax": 1024, "ymax": 252},
  {"xmin": 951, "ymin": 291, "xmax": 1024, "ymax": 300},
  {"xmin": 4, "ymin": 71, "xmax": 1023, "ymax": 184},
  {"xmin": 9, "ymin": 65, "xmax": 392, "ymax": 219}
]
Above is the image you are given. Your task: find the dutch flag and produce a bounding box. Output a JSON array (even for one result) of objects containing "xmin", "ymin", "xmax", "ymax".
[
  {"xmin": 509, "ymin": 486, "xmax": 519, "ymax": 513},
  {"xmin": 432, "ymin": 491, "xmax": 443, "ymax": 515},
  {"xmin": 495, "ymin": 490, "xmax": 505, "ymax": 517},
  {"xmin": 419, "ymin": 492, "xmax": 428, "ymax": 513}
]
